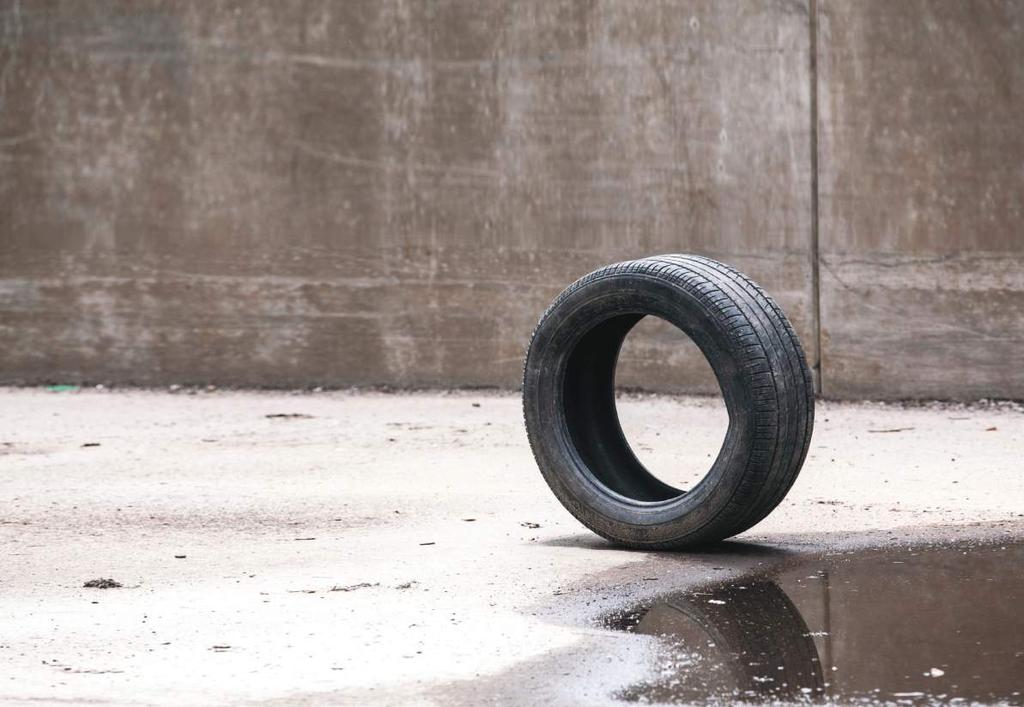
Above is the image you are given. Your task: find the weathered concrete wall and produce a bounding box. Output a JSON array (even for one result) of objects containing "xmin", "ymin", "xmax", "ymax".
[
  {"xmin": 1, "ymin": 1, "xmax": 1020, "ymax": 399},
  {"xmin": 817, "ymin": 1, "xmax": 1024, "ymax": 399},
  {"xmin": 0, "ymin": 0, "xmax": 815, "ymax": 390}
]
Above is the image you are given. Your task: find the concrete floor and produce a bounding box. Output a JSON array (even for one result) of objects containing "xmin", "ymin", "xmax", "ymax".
[{"xmin": 2, "ymin": 388, "xmax": 1022, "ymax": 705}]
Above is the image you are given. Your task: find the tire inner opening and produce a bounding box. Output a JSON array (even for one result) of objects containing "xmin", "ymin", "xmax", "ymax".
[{"xmin": 562, "ymin": 313, "xmax": 729, "ymax": 503}]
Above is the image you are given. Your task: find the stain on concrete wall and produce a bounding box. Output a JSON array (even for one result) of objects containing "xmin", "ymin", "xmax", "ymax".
[
  {"xmin": 0, "ymin": 0, "xmax": 815, "ymax": 390},
  {"xmin": 817, "ymin": 1, "xmax": 1024, "ymax": 399}
]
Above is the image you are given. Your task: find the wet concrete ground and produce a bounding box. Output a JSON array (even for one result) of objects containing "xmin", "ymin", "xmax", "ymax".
[
  {"xmin": 602, "ymin": 541, "xmax": 1024, "ymax": 705},
  {"xmin": 1, "ymin": 388, "xmax": 1022, "ymax": 705}
]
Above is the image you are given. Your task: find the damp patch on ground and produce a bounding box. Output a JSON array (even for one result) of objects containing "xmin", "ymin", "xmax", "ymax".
[{"xmin": 602, "ymin": 541, "xmax": 1024, "ymax": 705}]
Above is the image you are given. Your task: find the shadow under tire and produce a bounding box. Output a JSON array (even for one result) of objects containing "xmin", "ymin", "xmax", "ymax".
[{"xmin": 522, "ymin": 255, "xmax": 815, "ymax": 549}]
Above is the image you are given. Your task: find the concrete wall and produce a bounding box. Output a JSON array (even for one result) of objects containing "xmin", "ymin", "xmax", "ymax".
[
  {"xmin": 817, "ymin": 1, "xmax": 1024, "ymax": 399},
  {"xmin": 0, "ymin": 0, "xmax": 1020, "ymax": 399}
]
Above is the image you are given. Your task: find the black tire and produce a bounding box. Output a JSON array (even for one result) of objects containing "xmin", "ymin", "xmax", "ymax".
[{"xmin": 522, "ymin": 254, "xmax": 814, "ymax": 549}]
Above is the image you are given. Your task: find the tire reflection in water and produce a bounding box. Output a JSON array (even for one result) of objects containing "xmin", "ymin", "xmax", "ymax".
[
  {"xmin": 606, "ymin": 579, "xmax": 825, "ymax": 704},
  {"xmin": 603, "ymin": 542, "xmax": 1024, "ymax": 705}
]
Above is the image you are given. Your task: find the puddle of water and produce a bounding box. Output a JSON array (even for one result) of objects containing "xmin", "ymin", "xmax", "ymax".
[{"xmin": 604, "ymin": 542, "xmax": 1024, "ymax": 705}]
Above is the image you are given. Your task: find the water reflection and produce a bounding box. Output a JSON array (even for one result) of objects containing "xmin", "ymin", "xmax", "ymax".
[{"xmin": 605, "ymin": 542, "xmax": 1024, "ymax": 704}]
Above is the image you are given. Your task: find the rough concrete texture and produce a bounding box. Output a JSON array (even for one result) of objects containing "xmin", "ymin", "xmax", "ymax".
[
  {"xmin": 817, "ymin": 1, "xmax": 1024, "ymax": 398},
  {"xmin": 2, "ymin": 388, "xmax": 1022, "ymax": 704},
  {"xmin": 2, "ymin": 1, "xmax": 1022, "ymax": 400},
  {"xmin": 0, "ymin": 1, "xmax": 813, "ymax": 391}
]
